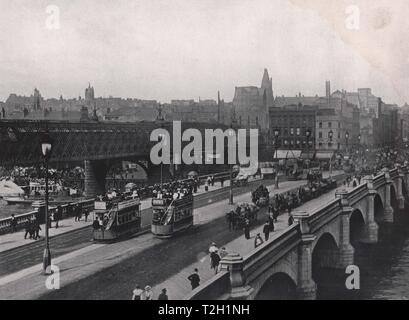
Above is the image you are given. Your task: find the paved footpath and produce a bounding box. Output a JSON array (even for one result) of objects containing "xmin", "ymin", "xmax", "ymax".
[
  {"xmin": 0, "ymin": 179, "xmax": 233, "ymax": 253},
  {"xmin": 0, "ymin": 171, "xmax": 343, "ymax": 300}
]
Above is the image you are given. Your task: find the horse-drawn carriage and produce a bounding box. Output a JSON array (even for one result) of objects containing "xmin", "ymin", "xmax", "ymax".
[
  {"xmin": 251, "ymin": 185, "xmax": 270, "ymax": 207},
  {"xmin": 233, "ymin": 173, "xmax": 249, "ymax": 187},
  {"xmin": 225, "ymin": 202, "xmax": 259, "ymax": 230}
]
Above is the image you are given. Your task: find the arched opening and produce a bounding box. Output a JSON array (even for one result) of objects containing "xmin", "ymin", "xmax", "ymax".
[
  {"xmin": 312, "ymin": 233, "xmax": 340, "ymax": 300},
  {"xmin": 106, "ymin": 161, "xmax": 148, "ymax": 190},
  {"xmin": 374, "ymin": 194, "xmax": 384, "ymax": 224},
  {"xmin": 255, "ymin": 272, "xmax": 297, "ymax": 300},
  {"xmin": 390, "ymin": 185, "xmax": 398, "ymax": 213},
  {"xmin": 350, "ymin": 209, "xmax": 365, "ymax": 244}
]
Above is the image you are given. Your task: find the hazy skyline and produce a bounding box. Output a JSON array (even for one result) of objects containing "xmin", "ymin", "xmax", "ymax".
[{"xmin": 0, "ymin": 0, "xmax": 408, "ymax": 105}]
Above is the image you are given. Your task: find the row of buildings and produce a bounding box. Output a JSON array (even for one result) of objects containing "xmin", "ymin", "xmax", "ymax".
[{"xmin": 0, "ymin": 69, "xmax": 404, "ymax": 156}]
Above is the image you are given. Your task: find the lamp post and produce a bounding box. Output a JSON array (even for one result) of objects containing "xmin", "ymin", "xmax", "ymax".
[
  {"xmin": 228, "ymin": 126, "xmax": 235, "ymax": 205},
  {"xmin": 345, "ymin": 130, "xmax": 349, "ymax": 155},
  {"xmin": 328, "ymin": 130, "xmax": 333, "ymax": 176},
  {"xmin": 306, "ymin": 128, "xmax": 311, "ymax": 169},
  {"xmin": 273, "ymin": 128, "xmax": 280, "ymax": 189},
  {"xmin": 41, "ymin": 131, "xmax": 53, "ymax": 274}
]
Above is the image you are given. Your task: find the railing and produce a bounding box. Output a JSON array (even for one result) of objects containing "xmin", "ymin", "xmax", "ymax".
[{"xmin": 0, "ymin": 198, "xmax": 94, "ymax": 235}]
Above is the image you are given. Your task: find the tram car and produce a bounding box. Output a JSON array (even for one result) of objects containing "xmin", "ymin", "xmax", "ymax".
[
  {"xmin": 92, "ymin": 197, "xmax": 141, "ymax": 242},
  {"xmin": 151, "ymin": 194, "xmax": 194, "ymax": 238}
]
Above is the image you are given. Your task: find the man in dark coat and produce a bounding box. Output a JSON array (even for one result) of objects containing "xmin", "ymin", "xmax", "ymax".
[
  {"xmin": 187, "ymin": 268, "xmax": 200, "ymax": 290},
  {"xmin": 244, "ymin": 218, "xmax": 250, "ymax": 240},
  {"xmin": 263, "ymin": 222, "xmax": 270, "ymax": 241}
]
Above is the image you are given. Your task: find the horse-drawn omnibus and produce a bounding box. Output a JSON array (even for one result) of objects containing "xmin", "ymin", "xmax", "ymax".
[
  {"xmin": 151, "ymin": 194, "xmax": 194, "ymax": 238},
  {"xmin": 92, "ymin": 197, "xmax": 141, "ymax": 242}
]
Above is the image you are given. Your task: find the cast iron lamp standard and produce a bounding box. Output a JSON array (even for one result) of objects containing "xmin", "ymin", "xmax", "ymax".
[
  {"xmin": 329, "ymin": 130, "xmax": 334, "ymax": 177},
  {"xmin": 306, "ymin": 128, "xmax": 311, "ymax": 169},
  {"xmin": 273, "ymin": 128, "xmax": 280, "ymax": 189},
  {"xmin": 228, "ymin": 126, "xmax": 235, "ymax": 205},
  {"xmin": 41, "ymin": 131, "xmax": 53, "ymax": 275},
  {"xmin": 345, "ymin": 130, "xmax": 350, "ymax": 156}
]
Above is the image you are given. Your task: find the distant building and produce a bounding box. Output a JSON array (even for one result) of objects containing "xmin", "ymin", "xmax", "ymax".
[
  {"xmin": 232, "ymin": 68, "xmax": 273, "ymax": 131},
  {"xmin": 269, "ymin": 104, "xmax": 316, "ymax": 152}
]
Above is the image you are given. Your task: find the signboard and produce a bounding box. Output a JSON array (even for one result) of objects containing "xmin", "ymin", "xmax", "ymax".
[
  {"xmin": 259, "ymin": 162, "xmax": 274, "ymax": 175},
  {"xmin": 94, "ymin": 201, "xmax": 107, "ymax": 210}
]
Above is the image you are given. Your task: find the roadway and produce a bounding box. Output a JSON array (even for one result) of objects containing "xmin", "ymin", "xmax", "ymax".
[
  {"xmin": 0, "ymin": 176, "xmax": 280, "ymax": 277},
  {"xmin": 39, "ymin": 178, "xmax": 347, "ymax": 300}
]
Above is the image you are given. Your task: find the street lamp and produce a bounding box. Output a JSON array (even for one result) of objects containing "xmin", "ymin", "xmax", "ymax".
[
  {"xmin": 41, "ymin": 131, "xmax": 53, "ymax": 275},
  {"xmin": 273, "ymin": 128, "xmax": 280, "ymax": 189},
  {"xmin": 328, "ymin": 130, "xmax": 333, "ymax": 176},
  {"xmin": 345, "ymin": 131, "xmax": 349, "ymax": 154},
  {"xmin": 306, "ymin": 128, "xmax": 311, "ymax": 169},
  {"xmin": 228, "ymin": 126, "xmax": 235, "ymax": 205}
]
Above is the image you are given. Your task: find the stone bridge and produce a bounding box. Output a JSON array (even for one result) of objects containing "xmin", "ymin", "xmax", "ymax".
[{"xmin": 186, "ymin": 165, "xmax": 409, "ymax": 300}]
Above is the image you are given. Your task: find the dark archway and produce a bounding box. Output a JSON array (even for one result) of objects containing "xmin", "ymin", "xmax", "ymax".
[
  {"xmin": 350, "ymin": 209, "xmax": 365, "ymax": 244},
  {"xmin": 374, "ymin": 194, "xmax": 384, "ymax": 224},
  {"xmin": 312, "ymin": 233, "xmax": 340, "ymax": 299},
  {"xmin": 390, "ymin": 184, "xmax": 398, "ymax": 212},
  {"xmin": 255, "ymin": 272, "xmax": 297, "ymax": 300}
]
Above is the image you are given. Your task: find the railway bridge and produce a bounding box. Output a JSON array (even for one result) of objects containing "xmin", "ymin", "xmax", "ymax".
[
  {"xmin": 0, "ymin": 119, "xmax": 265, "ymax": 196},
  {"xmin": 186, "ymin": 165, "xmax": 409, "ymax": 300}
]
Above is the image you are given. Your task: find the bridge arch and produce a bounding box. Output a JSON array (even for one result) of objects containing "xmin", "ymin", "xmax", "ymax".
[
  {"xmin": 349, "ymin": 208, "xmax": 365, "ymax": 244},
  {"xmin": 390, "ymin": 184, "xmax": 398, "ymax": 211},
  {"xmin": 374, "ymin": 193, "xmax": 384, "ymax": 223},
  {"xmin": 311, "ymin": 233, "xmax": 340, "ymax": 299},
  {"xmin": 255, "ymin": 272, "xmax": 297, "ymax": 300}
]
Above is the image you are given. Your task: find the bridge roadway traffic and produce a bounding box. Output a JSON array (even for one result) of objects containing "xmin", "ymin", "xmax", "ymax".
[
  {"xmin": 0, "ymin": 175, "xmax": 291, "ymax": 277},
  {"xmin": 0, "ymin": 171, "xmax": 343, "ymax": 300}
]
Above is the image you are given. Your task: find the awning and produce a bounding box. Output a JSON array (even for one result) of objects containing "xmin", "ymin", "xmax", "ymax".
[
  {"xmin": 315, "ymin": 152, "xmax": 334, "ymax": 160},
  {"xmin": 273, "ymin": 150, "xmax": 302, "ymax": 159},
  {"xmin": 300, "ymin": 151, "xmax": 315, "ymax": 160}
]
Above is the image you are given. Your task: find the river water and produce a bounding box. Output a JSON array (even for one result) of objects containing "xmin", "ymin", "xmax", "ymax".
[{"xmin": 318, "ymin": 211, "xmax": 409, "ymax": 300}]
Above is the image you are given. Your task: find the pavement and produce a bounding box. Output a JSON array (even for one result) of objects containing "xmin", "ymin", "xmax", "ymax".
[{"xmin": 0, "ymin": 171, "xmax": 343, "ymax": 300}]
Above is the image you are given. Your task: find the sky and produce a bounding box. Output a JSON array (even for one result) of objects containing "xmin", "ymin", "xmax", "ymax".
[{"xmin": 0, "ymin": 0, "xmax": 408, "ymax": 105}]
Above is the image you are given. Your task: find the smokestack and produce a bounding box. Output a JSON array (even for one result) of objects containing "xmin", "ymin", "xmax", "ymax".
[
  {"xmin": 217, "ymin": 91, "xmax": 221, "ymax": 123},
  {"xmin": 378, "ymin": 98, "xmax": 382, "ymax": 118},
  {"xmin": 325, "ymin": 81, "xmax": 331, "ymax": 100}
]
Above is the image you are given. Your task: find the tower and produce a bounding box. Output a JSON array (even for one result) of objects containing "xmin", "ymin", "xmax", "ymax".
[{"xmin": 261, "ymin": 68, "xmax": 273, "ymax": 106}]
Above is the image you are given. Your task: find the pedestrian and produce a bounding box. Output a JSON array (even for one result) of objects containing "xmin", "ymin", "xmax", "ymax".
[
  {"xmin": 288, "ymin": 214, "xmax": 294, "ymax": 226},
  {"xmin": 188, "ymin": 268, "xmax": 201, "ymax": 290},
  {"xmin": 24, "ymin": 219, "xmax": 32, "ymax": 239},
  {"xmin": 76, "ymin": 205, "xmax": 82, "ymax": 222},
  {"xmin": 263, "ymin": 222, "xmax": 270, "ymax": 241},
  {"xmin": 10, "ymin": 214, "xmax": 17, "ymax": 233},
  {"xmin": 33, "ymin": 219, "xmax": 42, "ymax": 240},
  {"xmin": 244, "ymin": 218, "xmax": 250, "ymax": 240},
  {"xmin": 132, "ymin": 284, "xmax": 144, "ymax": 300},
  {"xmin": 210, "ymin": 250, "xmax": 221, "ymax": 274},
  {"xmin": 158, "ymin": 288, "xmax": 168, "ymax": 300},
  {"xmin": 92, "ymin": 218, "xmax": 100, "ymax": 230},
  {"xmin": 84, "ymin": 209, "xmax": 89, "ymax": 222},
  {"xmin": 254, "ymin": 233, "xmax": 264, "ymax": 248},
  {"xmin": 209, "ymin": 242, "xmax": 218, "ymax": 254},
  {"xmin": 219, "ymin": 247, "xmax": 228, "ymax": 260},
  {"xmin": 55, "ymin": 206, "xmax": 62, "ymax": 228},
  {"xmin": 144, "ymin": 286, "xmax": 153, "ymax": 300}
]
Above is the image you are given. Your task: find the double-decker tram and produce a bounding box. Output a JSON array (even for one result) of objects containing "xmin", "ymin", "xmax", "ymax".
[
  {"xmin": 92, "ymin": 196, "xmax": 141, "ymax": 242},
  {"xmin": 151, "ymin": 193, "xmax": 194, "ymax": 238}
]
